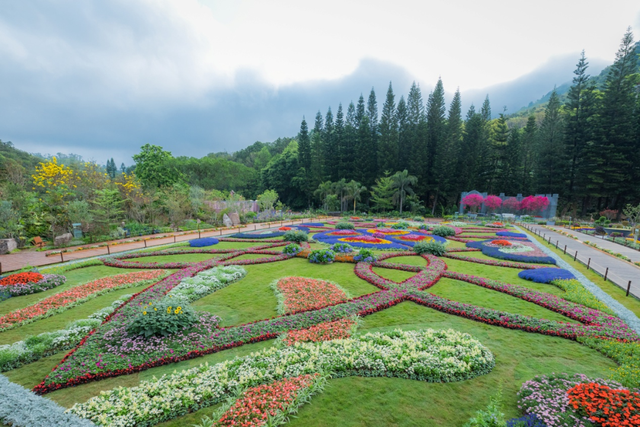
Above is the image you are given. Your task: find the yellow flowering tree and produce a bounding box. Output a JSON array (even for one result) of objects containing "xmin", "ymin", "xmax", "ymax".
[{"xmin": 32, "ymin": 158, "xmax": 75, "ymax": 242}]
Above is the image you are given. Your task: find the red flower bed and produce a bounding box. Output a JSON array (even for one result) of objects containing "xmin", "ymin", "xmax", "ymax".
[
  {"xmin": 0, "ymin": 272, "xmax": 43, "ymax": 286},
  {"xmin": 216, "ymin": 374, "xmax": 320, "ymax": 426},
  {"xmin": 279, "ymin": 226, "xmax": 292, "ymax": 231},
  {"xmin": 282, "ymin": 318, "xmax": 355, "ymax": 345},
  {"xmin": 0, "ymin": 270, "xmax": 165, "ymax": 330},
  {"xmin": 568, "ymin": 382, "xmax": 640, "ymax": 426},
  {"xmin": 491, "ymin": 240, "xmax": 512, "ymax": 246},
  {"xmin": 275, "ymin": 277, "xmax": 349, "ymax": 314},
  {"xmin": 340, "ymin": 235, "xmax": 390, "ymax": 244}
]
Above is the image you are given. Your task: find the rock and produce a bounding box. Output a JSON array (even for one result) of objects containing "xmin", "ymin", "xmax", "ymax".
[
  {"xmin": 222, "ymin": 214, "xmax": 233, "ymax": 228},
  {"xmin": 229, "ymin": 212, "xmax": 241, "ymax": 226},
  {"xmin": 0, "ymin": 239, "xmax": 17, "ymax": 255},
  {"xmin": 54, "ymin": 233, "xmax": 73, "ymax": 247}
]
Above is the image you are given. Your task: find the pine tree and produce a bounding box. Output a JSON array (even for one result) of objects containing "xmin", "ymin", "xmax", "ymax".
[
  {"xmin": 535, "ymin": 90, "xmax": 565, "ymax": 194},
  {"xmin": 590, "ymin": 28, "xmax": 638, "ymax": 208},
  {"xmin": 564, "ymin": 51, "xmax": 598, "ymax": 215},
  {"xmin": 355, "ymin": 95, "xmax": 365, "ymax": 129},
  {"xmin": 310, "ymin": 112, "xmax": 325, "ymax": 194},
  {"xmin": 343, "ymin": 102, "xmax": 358, "ymax": 180},
  {"xmin": 396, "ymin": 96, "xmax": 409, "ymax": 171},
  {"xmin": 520, "ymin": 116, "xmax": 537, "ymax": 195},
  {"xmin": 406, "ymin": 82, "xmax": 427, "ymax": 199},
  {"xmin": 367, "ymin": 88, "xmax": 379, "ymax": 150},
  {"xmin": 297, "ymin": 117, "xmax": 312, "ymax": 205},
  {"xmin": 106, "ymin": 158, "xmax": 116, "ymax": 179},
  {"xmin": 439, "ymin": 89, "xmax": 463, "ymax": 205},
  {"xmin": 458, "ymin": 105, "xmax": 484, "ymax": 191},
  {"xmin": 425, "ymin": 78, "xmax": 447, "ymax": 212},
  {"xmin": 334, "ymin": 104, "xmax": 345, "ymax": 179},
  {"xmin": 378, "ymin": 83, "xmax": 398, "ymax": 173},
  {"xmin": 323, "ymin": 107, "xmax": 336, "ymax": 181},
  {"xmin": 357, "ymin": 115, "xmax": 376, "ymax": 188},
  {"xmin": 486, "ymin": 113, "xmax": 509, "ymax": 193},
  {"xmin": 501, "ymin": 127, "xmax": 522, "ymax": 195},
  {"xmin": 481, "ymin": 96, "xmax": 492, "ymax": 121}
]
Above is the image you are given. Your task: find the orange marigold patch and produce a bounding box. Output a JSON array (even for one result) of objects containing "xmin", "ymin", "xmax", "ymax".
[
  {"xmin": 567, "ymin": 382, "xmax": 640, "ymax": 427},
  {"xmin": 0, "ymin": 272, "xmax": 44, "ymax": 286}
]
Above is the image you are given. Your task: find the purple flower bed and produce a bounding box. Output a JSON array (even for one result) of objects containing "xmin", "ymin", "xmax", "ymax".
[
  {"xmin": 2, "ymin": 275, "xmax": 67, "ymax": 296},
  {"xmin": 313, "ymin": 230, "xmax": 410, "ymax": 250},
  {"xmin": 518, "ymin": 373, "xmax": 624, "ymax": 427},
  {"xmin": 386, "ymin": 233, "xmax": 448, "ymax": 248},
  {"xmin": 443, "ymin": 252, "xmax": 546, "ymax": 270},
  {"xmin": 189, "ymin": 237, "xmax": 219, "ymax": 247},
  {"xmin": 497, "ymin": 231, "xmax": 527, "ymax": 238},
  {"xmin": 466, "ymin": 240, "xmax": 556, "ymax": 264},
  {"xmin": 518, "ymin": 268, "xmax": 575, "ymax": 283},
  {"xmin": 230, "ymin": 231, "xmax": 286, "ymax": 239},
  {"xmin": 300, "ymin": 222, "xmax": 325, "ymax": 227},
  {"xmin": 506, "ymin": 414, "xmax": 547, "ymax": 427}
]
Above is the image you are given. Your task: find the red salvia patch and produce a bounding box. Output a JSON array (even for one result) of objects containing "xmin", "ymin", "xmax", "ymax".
[{"xmin": 567, "ymin": 382, "xmax": 640, "ymax": 426}]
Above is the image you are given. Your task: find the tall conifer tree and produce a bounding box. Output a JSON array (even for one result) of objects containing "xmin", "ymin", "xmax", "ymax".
[
  {"xmin": 536, "ymin": 90, "xmax": 565, "ymax": 194},
  {"xmin": 334, "ymin": 104, "xmax": 345, "ymax": 179},
  {"xmin": 426, "ymin": 78, "xmax": 447, "ymax": 212},
  {"xmin": 378, "ymin": 82, "xmax": 398, "ymax": 173},
  {"xmin": 396, "ymin": 96, "xmax": 409, "ymax": 171}
]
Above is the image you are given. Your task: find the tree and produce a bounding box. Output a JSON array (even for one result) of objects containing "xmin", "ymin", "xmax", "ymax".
[
  {"xmin": 106, "ymin": 158, "xmax": 117, "ymax": 179},
  {"xmin": 257, "ymin": 189, "xmax": 279, "ymax": 211},
  {"xmin": 486, "ymin": 113, "xmax": 509, "ymax": 193},
  {"xmin": 564, "ymin": 51, "xmax": 598, "ymax": 216},
  {"xmin": 132, "ymin": 144, "xmax": 182, "ymax": 189},
  {"xmin": 520, "ymin": 116, "xmax": 537, "ymax": 195},
  {"xmin": 391, "ymin": 170, "xmax": 417, "ymax": 214},
  {"xmin": 378, "ymin": 82, "xmax": 398, "ymax": 173},
  {"xmin": 406, "ymin": 82, "xmax": 427, "ymax": 197},
  {"xmin": 535, "ymin": 90, "xmax": 565, "ymax": 193},
  {"xmin": 458, "ymin": 105, "xmax": 483, "ymax": 191},
  {"xmin": 310, "ymin": 111, "xmax": 325, "ymax": 192},
  {"xmin": 323, "ymin": 107, "xmax": 337, "ymax": 181},
  {"xmin": 396, "ymin": 96, "xmax": 409, "ymax": 170},
  {"xmin": 344, "ymin": 180, "xmax": 367, "ymax": 214},
  {"xmin": 370, "ymin": 173, "xmax": 394, "ymax": 212},
  {"xmin": 590, "ymin": 28, "xmax": 638, "ymax": 209},
  {"xmin": 367, "ymin": 87, "xmax": 379, "ymax": 150},
  {"xmin": 313, "ymin": 181, "xmax": 334, "ymax": 211},
  {"xmin": 425, "ymin": 78, "xmax": 448, "ymax": 212},
  {"xmin": 90, "ymin": 188, "xmax": 125, "ymax": 234},
  {"xmin": 342, "ymin": 102, "xmax": 357, "ymax": 180},
  {"xmin": 439, "ymin": 88, "xmax": 463, "ymax": 204},
  {"xmin": 297, "ymin": 117, "xmax": 312, "ymax": 206},
  {"xmin": 333, "ymin": 104, "xmax": 345, "ymax": 180}
]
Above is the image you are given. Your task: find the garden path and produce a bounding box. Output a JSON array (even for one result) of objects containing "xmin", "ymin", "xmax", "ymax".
[
  {"xmin": 550, "ymin": 226, "xmax": 640, "ymax": 263},
  {"xmin": 0, "ymin": 219, "xmax": 314, "ymax": 274},
  {"xmin": 523, "ymin": 224, "xmax": 640, "ymax": 299}
]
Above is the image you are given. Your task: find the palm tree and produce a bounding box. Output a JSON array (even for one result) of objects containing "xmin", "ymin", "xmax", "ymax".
[
  {"xmin": 332, "ymin": 178, "xmax": 347, "ymax": 212},
  {"xmin": 344, "ymin": 180, "xmax": 367, "ymax": 214},
  {"xmin": 391, "ymin": 170, "xmax": 417, "ymax": 214},
  {"xmin": 313, "ymin": 181, "xmax": 334, "ymax": 211}
]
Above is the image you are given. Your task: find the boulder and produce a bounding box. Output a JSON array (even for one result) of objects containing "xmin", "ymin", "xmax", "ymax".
[
  {"xmin": 54, "ymin": 233, "xmax": 73, "ymax": 247},
  {"xmin": 229, "ymin": 212, "xmax": 241, "ymax": 226},
  {"xmin": 0, "ymin": 239, "xmax": 17, "ymax": 255},
  {"xmin": 222, "ymin": 214, "xmax": 233, "ymax": 228}
]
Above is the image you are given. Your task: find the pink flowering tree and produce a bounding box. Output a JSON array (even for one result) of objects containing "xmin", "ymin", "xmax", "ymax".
[
  {"xmin": 502, "ymin": 197, "xmax": 521, "ymax": 213},
  {"xmin": 484, "ymin": 195, "xmax": 502, "ymax": 212},
  {"xmin": 462, "ymin": 193, "xmax": 484, "ymax": 213},
  {"xmin": 521, "ymin": 196, "xmax": 549, "ymax": 215}
]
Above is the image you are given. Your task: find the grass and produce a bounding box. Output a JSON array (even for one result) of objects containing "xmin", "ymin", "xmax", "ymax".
[
  {"xmin": 0, "ymin": 232, "xmax": 634, "ymax": 426},
  {"xmin": 127, "ymin": 254, "xmax": 221, "ymax": 264}
]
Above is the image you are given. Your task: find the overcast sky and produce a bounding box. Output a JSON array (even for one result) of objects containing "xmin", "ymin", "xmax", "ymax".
[{"xmin": 1, "ymin": 0, "xmax": 639, "ymax": 165}]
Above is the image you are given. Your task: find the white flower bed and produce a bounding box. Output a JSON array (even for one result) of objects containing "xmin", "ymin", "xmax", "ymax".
[
  {"xmin": 69, "ymin": 329, "xmax": 494, "ymax": 427},
  {"xmin": 166, "ymin": 265, "xmax": 246, "ymax": 302}
]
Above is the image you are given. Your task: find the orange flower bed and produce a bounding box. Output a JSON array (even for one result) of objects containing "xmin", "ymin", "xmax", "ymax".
[
  {"xmin": 339, "ymin": 236, "xmax": 391, "ymax": 244},
  {"xmin": 282, "ymin": 318, "xmax": 355, "ymax": 345},
  {"xmin": 568, "ymin": 382, "xmax": 640, "ymax": 426},
  {"xmin": 279, "ymin": 226, "xmax": 292, "ymax": 231},
  {"xmin": 0, "ymin": 272, "xmax": 44, "ymax": 286},
  {"xmin": 491, "ymin": 240, "xmax": 512, "ymax": 247},
  {"xmin": 0, "ymin": 270, "xmax": 166, "ymax": 330},
  {"xmin": 216, "ymin": 374, "xmax": 319, "ymax": 426},
  {"xmin": 275, "ymin": 277, "xmax": 348, "ymax": 314}
]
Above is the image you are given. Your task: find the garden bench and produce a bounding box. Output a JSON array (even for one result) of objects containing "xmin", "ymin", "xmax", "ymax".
[{"xmin": 32, "ymin": 237, "xmax": 45, "ymax": 248}]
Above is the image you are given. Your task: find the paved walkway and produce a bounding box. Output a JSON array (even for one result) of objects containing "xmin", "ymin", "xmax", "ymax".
[
  {"xmin": 522, "ymin": 224, "xmax": 640, "ymax": 298},
  {"xmin": 549, "ymin": 226, "xmax": 640, "ymax": 263},
  {"xmin": 0, "ymin": 218, "xmax": 316, "ymax": 274}
]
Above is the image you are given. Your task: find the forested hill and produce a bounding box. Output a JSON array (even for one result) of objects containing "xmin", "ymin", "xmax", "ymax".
[
  {"xmin": 0, "ymin": 140, "xmax": 43, "ymax": 182},
  {"xmin": 508, "ymin": 41, "xmax": 640, "ymax": 125}
]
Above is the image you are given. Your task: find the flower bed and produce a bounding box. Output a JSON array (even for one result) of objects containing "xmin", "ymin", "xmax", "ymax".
[
  {"xmin": 0, "ymin": 272, "xmax": 43, "ymax": 286},
  {"xmin": 214, "ymin": 374, "xmax": 323, "ymax": 427},
  {"xmin": 443, "ymin": 252, "xmax": 548, "ymax": 269},
  {"xmin": 189, "ymin": 237, "xmax": 218, "ymax": 247},
  {"xmin": 465, "ymin": 240, "xmax": 556, "ymax": 264},
  {"xmin": 518, "ymin": 373, "xmax": 626, "ymax": 427},
  {"xmin": 271, "ymin": 277, "xmax": 350, "ymax": 314},
  {"xmin": 68, "ymin": 329, "xmax": 495, "ymax": 427},
  {"xmin": 281, "ymin": 317, "xmax": 356, "ymax": 345},
  {"xmin": 0, "ymin": 270, "xmax": 167, "ymax": 331},
  {"xmin": 1, "ymin": 274, "xmax": 66, "ymax": 297},
  {"xmin": 567, "ymin": 382, "xmax": 640, "ymax": 426},
  {"xmin": 518, "ymin": 268, "xmax": 575, "ymax": 283},
  {"xmin": 313, "ymin": 230, "xmax": 409, "ymax": 250}
]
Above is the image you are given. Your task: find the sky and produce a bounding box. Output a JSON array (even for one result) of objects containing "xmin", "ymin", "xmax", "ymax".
[{"xmin": 1, "ymin": 0, "xmax": 639, "ymax": 166}]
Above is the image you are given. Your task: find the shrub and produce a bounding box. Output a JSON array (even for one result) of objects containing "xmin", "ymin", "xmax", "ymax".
[
  {"xmin": 127, "ymin": 299, "xmax": 198, "ymax": 338},
  {"xmin": 463, "ymin": 392, "xmax": 506, "ymax": 427},
  {"xmin": 413, "ymin": 216, "xmax": 423, "ymax": 221},
  {"xmin": 335, "ymin": 222, "xmax": 355, "ymax": 230},
  {"xmin": 376, "ymin": 222, "xmax": 386, "ymax": 227},
  {"xmin": 282, "ymin": 243, "xmax": 302, "ymax": 257},
  {"xmin": 391, "ymin": 221, "xmax": 409, "ymax": 229},
  {"xmin": 283, "ymin": 230, "xmax": 308, "ymax": 243},
  {"xmin": 518, "ymin": 268, "xmax": 575, "ymax": 283},
  {"xmin": 189, "ymin": 237, "xmax": 219, "ymax": 247},
  {"xmin": 331, "ymin": 243, "xmax": 354, "ymax": 253},
  {"xmin": 414, "ymin": 241, "xmax": 447, "ymax": 256},
  {"xmin": 431, "ymin": 225, "xmax": 456, "ymax": 237},
  {"xmin": 308, "ymin": 249, "xmax": 335, "ymax": 264},
  {"xmin": 353, "ymin": 248, "xmax": 376, "ymax": 262}
]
